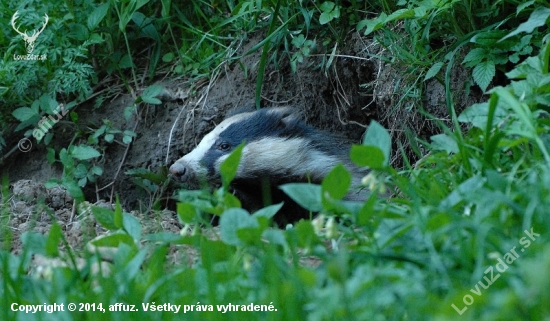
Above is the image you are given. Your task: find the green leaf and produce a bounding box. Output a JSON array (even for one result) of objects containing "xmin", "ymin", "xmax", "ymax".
[
  {"xmin": 252, "ymin": 203, "xmax": 283, "ymax": 219},
  {"xmin": 87, "ymin": 2, "xmax": 110, "ymax": 30},
  {"xmin": 319, "ymin": 12, "xmax": 331, "ymax": 25},
  {"xmin": 123, "ymin": 213, "xmax": 141, "ymax": 240},
  {"xmin": 61, "ymin": 178, "xmax": 83, "ymax": 201},
  {"xmin": 141, "ymin": 85, "xmax": 164, "ymax": 104},
  {"xmin": 363, "ymin": 120, "xmax": 391, "ymax": 166},
  {"xmin": 458, "ymin": 102, "xmax": 506, "ymax": 129},
  {"xmin": 114, "ymin": 198, "xmax": 123, "ymax": 229},
  {"xmin": 502, "ymin": 7, "xmax": 550, "ymax": 41},
  {"xmin": 294, "ymin": 220, "xmax": 319, "ymax": 248},
  {"xmin": 126, "ymin": 168, "xmax": 166, "ymax": 184},
  {"xmin": 280, "ymin": 183, "xmax": 322, "ymax": 212},
  {"xmin": 357, "ymin": 194, "xmax": 377, "ymax": 226},
  {"xmin": 12, "ymin": 107, "xmax": 38, "ymax": 122},
  {"xmin": 104, "ymin": 133, "xmax": 114, "ymax": 143},
  {"xmin": 220, "ymin": 208, "xmax": 258, "ymax": 246},
  {"xmin": 473, "ymin": 60, "xmax": 495, "ymax": 92},
  {"xmin": 462, "ymin": 48, "xmax": 486, "ymax": 67},
  {"xmin": 177, "ymin": 202, "xmax": 197, "ymax": 224},
  {"xmin": 320, "ymin": 1, "xmax": 335, "ymax": 12},
  {"xmin": 91, "ymin": 206, "xmax": 117, "ymax": 230},
  {"xmin": 88, "ymin": 233, "xmax": 136, "ymax": 248},
  {"xmin": 70, "ymin": 145, "xmax": 101, "ymax": 160},
  {"xmin": 45, "ymin": 223, "xmax": 62, "ymax": 256},
  {"xmin": 322, "ymin": 164, "xmax": 351, "ymax": 200},
  {"xmin": 350, "ymin": 145, "xmax": 385, "ymax": 169},
  {"xmin": 430, "ymin": 134, "xmax": 459, "ymax": 154},
  {"xmin": 424, "ymin": 62, "xmax": 443, "ymax": 81},
  {"xmin": 46, "ymin": 148, "xmax": 56, "ymax": 164},
  {"xmin": 220, "ymin": 143, "xmax": 245, "ymax": 188}
]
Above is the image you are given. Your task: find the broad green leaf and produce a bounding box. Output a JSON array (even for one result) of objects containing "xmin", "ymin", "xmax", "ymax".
[
  {"xmin": 280, "ymin": 183, "xmax": 322, "ymax": 212},
  {"xmin": 430, "ymin": 134, "xmax": 459, "ymax": 154},
  {"xmin": 61, "ymin": 178, "xmax": 83, "ymax": 201},
  {"xmin": 473, "ymin": 60, "xmax": 495, "ymax": 92},
  {"xmin": 91, "ymin": 206, "xmax": 117, "ymax": 230},
  {"xmin": 252, "ymin": 203, "xmax": 283, "ymax": 219},
  {"xmin": 322, "ymin": 164, "xmax": 351, "ymax": 200},
  {"xmin": 220, "ymin": 208, "xmax": 258, "ymax": 246},
  {"xmin": 502, "ymin": 7, "xmax": 550, "ymax": 41},
  {"xmin": 87, "ymin": 2, "xmax": 110, "ymax": 30},
  {"xmin": 362, "ymin": 120, "xmax": 391, "ymax": 166},
  {"xmin": 12, "ymin": 107, "xmax": 38, "ymax": 122},
  {"xmin": 351, "ymin": 145, "xmax": 385, "ymax": 169},
  {"xmin": 177, "ymin": 202, "xmax": 197, "ymax": 224},
  {"xmin": 458, "ymin": 102, "xmax": 506, "ymax": 129},
  {"xmin": 123, "ymin": 213, "xmax": 141, "ymax": 240},
  {"xmin": 462, "ymin": 48, "xmax": 486, "ymax": 66},
  {"xmin": 70, "ymin": 145, "xmax": 101, "ymax": 160},
  {"xmin": 294, "ymin": 220, "xmax": 319, "ymax": 248},
  {"xmin": 141, "ymin": 85, "xmax": 164, "ymax": 105}
]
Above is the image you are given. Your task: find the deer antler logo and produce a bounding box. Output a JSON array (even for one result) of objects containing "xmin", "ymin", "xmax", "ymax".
[{"xmin": 11, "ymin": 11, "xmax": 49, "ymax": 54}]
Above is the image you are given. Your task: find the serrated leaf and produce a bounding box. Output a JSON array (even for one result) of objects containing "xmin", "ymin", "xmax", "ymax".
[
  {"xmin": 61, "ymin": 178, "xmax": 83, "ymax": 201},
  {"xmin": 141, "ymin": 85, "xmax": 164, "ymax": 105},
  {"xmin": 462, "ymin": 48, "xmax": 486, "ymax": 66},
  {"xmin": 87, "ymin": 2, "xmax": 110, "ymax": 30},
  {"xmin": 71, "ymin": 145, "xmax": 101, "ymax": 160},
  {"xmin": 91, "ymin": 206, "xmax": 117, "ymax": 230},
  {"xmin": 12, "ymin": 107, "xmax": 38, "ymax": 122},
  {"xmin": 424, "ymin": 62, "xmax": 444, "ymax": 81},
  {"xmin": 473, "ymin": 60, "xmax": 495, "ymax": 92}
]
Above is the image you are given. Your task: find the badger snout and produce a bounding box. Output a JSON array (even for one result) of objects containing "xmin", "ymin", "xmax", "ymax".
[{"xmin": 169, "ymin": 162, "xmax": 190, "ymax": 181}]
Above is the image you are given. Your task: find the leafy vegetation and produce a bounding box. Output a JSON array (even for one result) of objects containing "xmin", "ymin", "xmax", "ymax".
[{"xmin": 1, "ymin": 0, "xmax": 550, "ymax": 320}]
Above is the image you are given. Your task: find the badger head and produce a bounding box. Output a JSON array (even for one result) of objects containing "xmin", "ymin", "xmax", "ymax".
[{"xmin": 169, "ymin": 107, "xmax": 342, "ymax": 187}]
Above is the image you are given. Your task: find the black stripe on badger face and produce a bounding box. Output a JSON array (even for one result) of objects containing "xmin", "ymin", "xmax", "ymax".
[{"xmin": 200, "ymin": 108, "xmax": 308, "ymax": 178}]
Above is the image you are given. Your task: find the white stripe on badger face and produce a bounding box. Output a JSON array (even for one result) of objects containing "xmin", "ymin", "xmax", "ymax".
[
  {"xmin": 174, "ymin": 111, "xmax": 256, "ymax": 175},
  {"xmin": 213, "ymin": 137, "xmax": 340, "ymax": 181}
]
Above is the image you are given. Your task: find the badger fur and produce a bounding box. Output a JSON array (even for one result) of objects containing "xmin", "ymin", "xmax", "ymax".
[{"xmin": 169, "ymin": 107, "xmax": 367, "ymax": 223}]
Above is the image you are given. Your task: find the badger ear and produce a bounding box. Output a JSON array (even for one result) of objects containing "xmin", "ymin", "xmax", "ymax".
[{"xmin": 274, "ymin": 107, "xmax": 301, "ymax": 127}]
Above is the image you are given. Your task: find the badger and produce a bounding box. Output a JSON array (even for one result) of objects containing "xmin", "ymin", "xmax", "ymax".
[{"xmin": 169, "ymin": 107, "xmax": 368, "ymax": 224}]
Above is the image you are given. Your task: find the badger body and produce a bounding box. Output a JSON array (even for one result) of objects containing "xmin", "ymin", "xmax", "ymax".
[{"xmin": 169, "ymin": 107, "xmax": 367, "ymax": 223}]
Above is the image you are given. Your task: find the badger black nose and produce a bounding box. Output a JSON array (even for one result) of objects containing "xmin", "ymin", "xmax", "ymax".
[{"xmin": 169, "ymin": 162, "xmax": 188, "ymax": 181}]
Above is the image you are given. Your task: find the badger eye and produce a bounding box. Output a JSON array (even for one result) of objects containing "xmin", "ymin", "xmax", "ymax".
[{"xmin": 218, "ymin": 142, "xmax": 231, "ymax": 151}]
